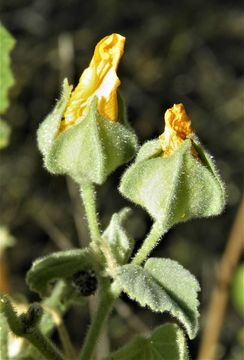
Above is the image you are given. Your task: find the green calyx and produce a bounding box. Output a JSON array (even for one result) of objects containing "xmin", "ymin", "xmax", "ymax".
[
  {"xmin": 37, "ymin": 80, "xmax": 138, "ymax": 185},
  {"xmin": 119, "ymin": 138, "xmax": 225, "ymax": 227}
]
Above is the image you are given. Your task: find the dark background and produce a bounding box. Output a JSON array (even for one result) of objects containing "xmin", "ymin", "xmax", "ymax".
[{"xmin": 0, "ymin": 0, "xmax": 243, "ymax": 359}]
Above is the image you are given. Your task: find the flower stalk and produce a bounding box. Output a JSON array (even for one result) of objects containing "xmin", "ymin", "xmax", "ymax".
[
  {"xmin": 80, "ymin": 179, "xmax": 101, "ymax": 244},
  {"xmin": 132, "ymin": 221, "xmax": 168, "ymax": 266}
]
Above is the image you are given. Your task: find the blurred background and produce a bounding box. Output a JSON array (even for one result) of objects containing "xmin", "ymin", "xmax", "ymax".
[{"xmin": 0, "ymin": 0, "xmax": 243, "ymax": 359}]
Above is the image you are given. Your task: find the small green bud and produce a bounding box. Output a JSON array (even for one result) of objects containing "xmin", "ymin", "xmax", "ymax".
[
  {"xmin": 37, "ymin": 80, "xmax": 138, "ymax": 185},
  {"xmin": 120, "ymin": 104, "xmax": 225, "ymax": 227}
]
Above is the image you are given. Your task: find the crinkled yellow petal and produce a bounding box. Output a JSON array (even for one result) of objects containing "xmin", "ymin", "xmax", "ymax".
[
  {"xmin": 159, "ymin": 103, "xmax": 194, "ymax": 156},
  {"xmin": 60, "ymin": 33, "xmax": 125, "ymax": 132}
]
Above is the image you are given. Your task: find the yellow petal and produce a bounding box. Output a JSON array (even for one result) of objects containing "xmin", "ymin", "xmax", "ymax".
[
  {"xmin": 159, "ymin": 103, "xmax": 194, "ymax": 156},
  {"xmin": 61, "ymin": 33, "xmax": 125, "ymax": 132}
]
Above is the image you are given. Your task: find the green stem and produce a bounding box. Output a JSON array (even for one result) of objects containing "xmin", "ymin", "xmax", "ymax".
[
  {"xmin": 132, "ymin": 221, "xmax": 168, "ymax": 266},
  {"xmin": 0, "ymin": 313, "xmax": 8, "ymax": 360},
  {"xmin": 79, "ymin": 284, "xmax": 120, "ymax": 360},
  {"xmin": 25, "ymin": 328, "xmax": 65, "ymax": 360},
  {"xmin": 0, "ymin": 295, "xmax": 65, "ymax": 360},
  {"xmin": 80, "ymin": 179, "xmax": 101, "ymax": 243}
]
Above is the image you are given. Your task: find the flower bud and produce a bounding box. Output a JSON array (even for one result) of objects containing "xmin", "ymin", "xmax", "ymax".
[
  {"xmin": 119, "ymin": 104, "xmax": 225, "ymax": 227},
  {"xmin": 37, "ymin": 34, "xmax": 138, "ymax": 185}
]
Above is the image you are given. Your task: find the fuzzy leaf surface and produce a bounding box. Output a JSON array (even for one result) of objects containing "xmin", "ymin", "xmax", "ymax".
[
  {"xmin": 102, "ymin": 207, "xmax": 133, "ymax": 264},
  {"xmin": 26, "ymin": 248, "xmax": 93, "ymax": 297},
  {"xmin": 116, "ymin": 258, "xmax": 200, "ymax": 339},
  {"xmin": 106, "ymin": 323, "xmax": 188, "ymax": 360}
]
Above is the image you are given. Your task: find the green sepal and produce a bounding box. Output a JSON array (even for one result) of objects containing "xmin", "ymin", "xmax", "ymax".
[
  {"xmin": 0, "ymin": 24, "xmax": 15, "ymax": 114},
  {"xmin": 106, "ymin": 323, "xmax": 189, "ymax": 360},
  {"xmin": 26, "ymin": 248, "xmax": 93, "ymax": 297},
  {"xmin": 38, "ymin": 85, "xmax": 138, "ymax": 184},
  {"xmin": 120, "ymin": 138, "xmax": 225, "ymax": 227},
  {"xmin": 114, "ymin": 257, "xmax": 200, "ymax": 339},
  {"xmin": 37, "ymin": 79, "xmax": 73, "ymax": 157},
  {"xmin": 102, "ymin": 208, "xmax": 134, "ymax": 265}
]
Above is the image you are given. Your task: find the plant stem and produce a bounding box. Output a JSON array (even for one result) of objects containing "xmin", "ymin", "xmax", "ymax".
[
  {"xmin": 0, "ymin": 295, "xmax": 65, "ymax": 360},
  {"xmin": 80, "ymin": 179, "xmax": 101, "ymax": 244},
  {"xmin": 25, "ymin": 328, "xmax": 65, "ymax": 360},
  {"xmin": 79, "ymin": 285, "xmax": 120, "ymax": 360},
  {"xmin": 0, "ymin": 313, "xmax": 8, "ymax": 360},
  {"xmin": 132, "ymin": 221, "xmax": 168, "ymax": 266}
]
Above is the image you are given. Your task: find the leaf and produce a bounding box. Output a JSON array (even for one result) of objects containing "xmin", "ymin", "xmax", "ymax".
[
  {"xmin": 102, "ymin": 207, "xmax": 134, "ymax": 264},
  {"xmin": 0, "ymin": 24, "xmax": 15, "ymax": 114},
  {"xmin": 106, "ymin": 323, "xmax": 189, "ymax": 360},
  {"xmin": 26, "ymin": 248, "xmax": 93, "ymax": 297},
  {"xmin": 0, "ymin": 119, "xmax": 11, "ymax": 149},
  {"xmin": 115, "ymin": 258, "xmax": 200, "ymax": 339}
]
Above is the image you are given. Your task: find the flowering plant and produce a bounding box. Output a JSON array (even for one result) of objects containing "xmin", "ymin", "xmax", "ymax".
[{"xmin": 0, "ymin": 33, "xmax": 225, "ymax": 360}]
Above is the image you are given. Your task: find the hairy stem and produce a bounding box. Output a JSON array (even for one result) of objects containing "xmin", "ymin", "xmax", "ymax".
[
  {"xmin": 0, "ymin": 313, "xmax": 8, "ymax": 360},
  {"xmin": 25, "ymin": 329, "xmax": 65, "ymax": 360},
  {"xmin": 0, "ymin": 295, "xmax": 65, "ymax": 360},
  {"xmin": 79, "ymin": 284, "xmax": 120, "ymax": 360},
  {"xmin": 132, "ymin": 221, "xmax": 168, "ymax": 266},
  {"xmin": 80, "ymin": 180, "xmax": 101, "ymax": 244}
]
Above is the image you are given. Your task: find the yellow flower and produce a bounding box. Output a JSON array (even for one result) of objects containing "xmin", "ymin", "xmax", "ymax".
[
  {"xmin": 159, "ymin": 103, "xmax": 194, "ymax": 156},
  {"xmin": 60, "ymin": 33, "xmax": 125, "ymax": 132}
]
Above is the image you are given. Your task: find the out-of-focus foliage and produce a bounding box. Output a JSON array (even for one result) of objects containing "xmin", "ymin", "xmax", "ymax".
[
  {"xmin": 0, "ymin": 0, "xmax": 243, "ymax": 359},
  {"xmin": 0, "ymin": 23, "xmax": 15, "ymax": 114},
  {"xmin": 0, "ymin": 119, "xmax": 11, "ymax": 149},
  {"xmin": 0, "ymin": 225, "xmax": 15, "ymax": 254},
  {"xmin": 0, "ymin": 24, "xmax": 15, "ymax": 149},
  {"xmin": 231, "ymin": 263, "xmax": 244, "ymax": 317}
]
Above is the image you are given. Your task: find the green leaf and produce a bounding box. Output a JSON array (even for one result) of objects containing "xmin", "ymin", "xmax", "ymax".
[
  {"xmin": 102, "ymin": 208, "xmax": 134, "ymax": 264},
  {"xmin": 115, "ymin": 258, "xmax": 200, "ymax": 339},
  {"xmin": 106, "ymin": 323, "xmax": 189, "ymax": 360},
  {"xmin": 0, "ymin": 24, "xmax": 15, "ymax": 114},
  {"xmin": 26, "ymin": 248, "xmax": 93, "ymax": 297},
  {"xmin": 45, "ymin": 97, "xmax": 138, "ymax": 185},
  {"xmin": 0, "ymin": 119, "xmax": 11, "ymax": 149},
  {"xmin": 120, "ymin": 139, "xmax": 225, "ymax": 227},
  {"xmin": 37, "ymin": 79, "xmax": 73, "ymax": 157}
]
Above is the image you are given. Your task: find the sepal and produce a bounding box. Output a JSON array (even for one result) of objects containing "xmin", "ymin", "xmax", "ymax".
[
  {"xmin": 37, "ymin": 84, "xmax": 138, "ymax": 185},
  {"xmin": 120, "ymin": 138, "xmax": 225, "ymax": 227}
]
